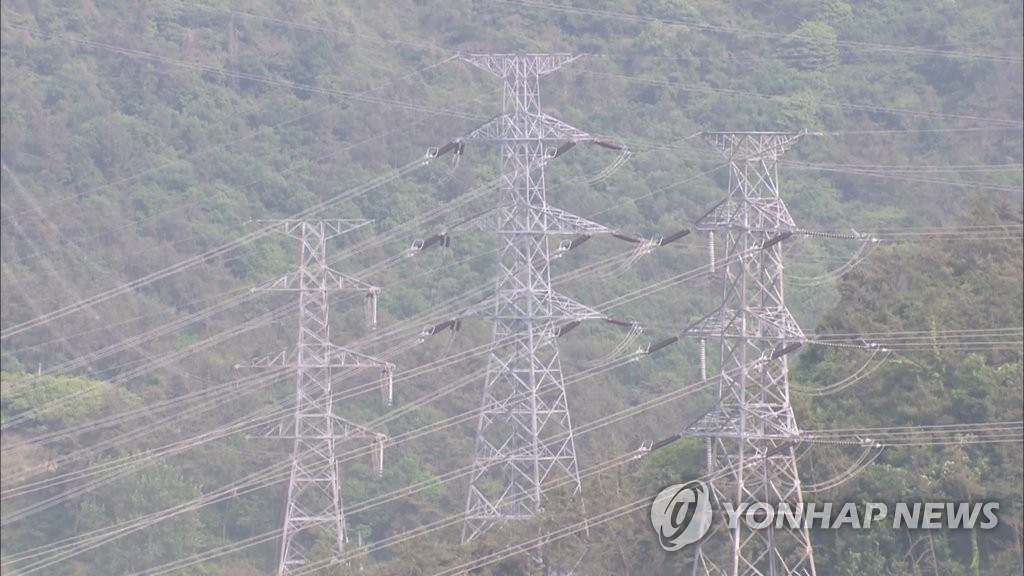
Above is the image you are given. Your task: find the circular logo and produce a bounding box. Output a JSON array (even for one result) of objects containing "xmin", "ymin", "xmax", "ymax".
[{"xmin": 650, "ymin": 480, "xmax": 713, "ymax": 551}]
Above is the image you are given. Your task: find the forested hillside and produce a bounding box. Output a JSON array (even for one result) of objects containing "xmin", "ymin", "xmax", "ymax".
[{"xmin": 1, "ymin": 1, "xmax": 1021, "ymax": 575}]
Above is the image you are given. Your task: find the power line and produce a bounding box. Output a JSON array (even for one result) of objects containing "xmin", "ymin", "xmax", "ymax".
[
  {"xmin": 0, "ymin": 152, "xmax": 429, "ymax": 341},
  {"xmin": 0, "ymin": 29, "xmax": 462, "ymax": 224},
  {"xmin": 499, "ymin": 0, "xmax": 1024, "ymax": 64},
  {"xmin": 571, "ymin": 68, "xmax": 1023, "ymax": 128}
]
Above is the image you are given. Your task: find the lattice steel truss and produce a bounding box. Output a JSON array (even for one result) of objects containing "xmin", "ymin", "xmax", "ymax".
[
  {"xmin": 687, "ymin": 132, "xmax": 816, "ymax": 576},
  {"xmin": 458, "ymin": 54, "xmax": 618, "ymax": 542},
  {"xmin": 248, "ymin": 220, "xmax": 391, "ymax": 576}
]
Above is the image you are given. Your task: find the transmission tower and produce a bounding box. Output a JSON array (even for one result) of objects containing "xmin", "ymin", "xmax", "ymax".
[
  {"xmin": 244, "ymin": 220, "xmax": 392, "ymax": 576},
  {"xmin": 453, "ymin": 53, "xmax": 630, "ymax": 542},
  {"xmin": 686, "ymin": 132, "xmax": 816, "ymax": 576}
]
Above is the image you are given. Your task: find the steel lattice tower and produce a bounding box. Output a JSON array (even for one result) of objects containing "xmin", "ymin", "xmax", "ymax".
[
  {"xmin": 247, "ymin": 220, "xmax": 391, "ymax": 576},
  {"xmin": 686, "ymin": 132, "xmax": 816, "ymax": 576},
  {"xmin": 458, "ymin": 54, "xmax": 616, "ymax": 542}
]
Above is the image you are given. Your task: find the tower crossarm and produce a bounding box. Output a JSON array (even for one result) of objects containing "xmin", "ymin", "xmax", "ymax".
[
  {"xmin": 422, "ymin": 291, "xmax": 606, "ymax": 330},
  {"xmin": 326, "ymin": 344, "xmax": 394, "ymax": 370},
  {"xmin": 259, "ymin": 415, "xmax": 386, "ymax": 443},
  {"xmin": 701, "ymin": 131, "xmax": 809, "ymax": 163},
  {"xmin": 254, "ymin": 415, "xmax": 387, "ymax": 477},
  {"xmin": 259, "ymin": 218, "xmax": 372, "ymax": 240},
  {"xmin": 235, "ymin": 345, "xmax": 393, "ymax": 371},
  {"xmin": 252, "ymin": 268, "xmax": 380, "ymax": 295},
  {"xmin": 681, "ymin": 306, "xmax": 806, "ymax": 342},
  {"xmin": 547, "ymin": 291, "xmax": 605, "ymax": 321},
  {"xmin": 519, "ymin": 204, "xmax": 613, "ymax": 235},
  {"xmin": 459, "ymin": 53, "xmax": 581, "ymax": 78},
  {"xmin": 695, "ymin": 199, "xmax": 801, "ymax": 234},
  {"xmin": 465, "ymin": 112, "xmax": 596, "ymax": 142}
]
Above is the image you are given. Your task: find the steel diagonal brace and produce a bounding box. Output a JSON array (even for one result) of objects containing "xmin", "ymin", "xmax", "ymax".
[
  {"xmin": 459, "ymin": 291, "xmax": 604, "ymax": 322},
  {"xmin": 327, "ymin": 345, "xmax": 397, "ymax": 407},
  {"xmin": 325, "ymin": 343, "xmax": 393, "ymax": 369},
  {"xmin": 537, "ymin": 205, "xmax": 612, "ymax": 235},
  {"xmin": 679, "ymin": 307, "xmax": 806, "ymax": 342},
  {"xmin": 255, "ymin": 416, "xmax": 388, "ymax": 476},
  {"xmin": 701, "ymin": 130, "xmax": 809, "ymax": 162},
  {"xmin": 694, "ymin": 198, "xmax": 742, "ymax": 231},
  {"xmin": 235, "ymin": 345, "xmax": 395, "ymax": 404},
  {"xmin": 418, "ymin": 290, "xmax": 606, "ymax": 342},
  {"xmin": 234, "ymin": 345, "xmax": 391, "ymax": 368},
  {"xmin": 752, "ymin": 307, "xmax": 806, "ymax": 341},
  {"xmin": 448, "ymin": 113, "xmax": 630, "ymax": 179},
  {"xmin": 463, "ymin": 112, "xmax": 596, "ymax": 142},
  {"xmin": 412, "ymin": 202, "xmax": 661, "ymax": 258},
  {"xmin": 234, "ymin": 349, "xmax": 297, "ymax": 369},
  {"xmin": 252, "ymin": 268, "xmax": 381, "ymax": 328},
  {"xmin": 418, "ymin": 203, "xmax": 615, "ymax": 241},
  {"xmin": 547, "ymin": 291, "xmax": 604, "ymax": 321},
  {"xmin": 259, "ymin": 415, "xmax": 384, "ymax": 441},
  {"xmin": 252, "ymin": 267, "xmax": 379, "ymax": 294},
  {"xmin": 632, "ymin": 355, "xmax": 787, "ymax": 459}
]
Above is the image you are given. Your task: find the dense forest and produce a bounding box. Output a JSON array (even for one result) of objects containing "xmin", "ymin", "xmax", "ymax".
[{"xmin": 1, "ymin": 1, "xmax": 1021, "ymax": 574}]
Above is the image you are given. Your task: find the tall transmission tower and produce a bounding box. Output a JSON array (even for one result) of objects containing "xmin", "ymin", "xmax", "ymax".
[
  {"xmin": 686, "ymin": 132, "xmax": 816, "ymax": 576},
  {"xmin": 245, "ymin": 220, "xmax": 392, "ymax": 576},
  {"xmin": 454, "ymin": 53, "xmax": 630, "ymax": 542}
]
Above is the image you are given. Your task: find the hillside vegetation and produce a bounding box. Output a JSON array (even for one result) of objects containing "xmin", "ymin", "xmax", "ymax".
[{"xmin": 1, "ymin": 1, "xmax": 1021, "ymax": 574}]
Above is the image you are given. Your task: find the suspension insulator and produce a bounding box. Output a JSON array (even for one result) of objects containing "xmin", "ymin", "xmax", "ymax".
[
  {"xmin": 556, "ymin": 320, "xmax": 582, "ymax": 337},
  {"xmin": 604, "ymin": 317, "xmax": 636, "ymax": 328},
  {"xmin": 594, "ymin": 139, "xmax": 625, "ymax": 151},
  {"xmin": 611, "ymin": 231, "xmax": 643, "ymax": 244},
  {"xmin": 770, "ymin": 342, "xmax": 802, "ymax": 360},
  {"xmin": 658, "ymin": 228, "xmax": 691, "ymax": 246},
  {"xmin": 764, "ymin": 441, "xmax": 794, "ymax": 459},
  {"xmin": 649, "ymin": 433, "xmax": 683, "ymax": 453},
  {"xmin": 762, "ymin": 231, "xmax": 793, "ymax": 250},
  {"xmin": 556, "ymin": 235, "xmax": 592, "ymax": 258},
  {"xmin": 434, "ymin": 319, "xmax": 456, "ymax": 333},
  {"xmin": 550, "ymin": 141, "xmax": 577, "ymax": 159},
  {"xmin": 699, "ymin": 338, "xmax": 707, "ymax": 381},
  {"xmin": 421, "ymin": 318, "xmax": 461, "ymax": 340},
  {"xmin": 646, "ymin": 336, "xmax": 679, "ymax": 355},
  {"xmin": 381, "ymin": 365, "xmax": 394, "ymax": 406},
  {"xmin": 373, "ymin": 436, "xmax": 386, "ymax": 477},
  {"xmin": 708, "ymin": 231, "xmax": 716, "ymax": 272},
  {"xmin": 633, "ymin": 439, "xmax": 654, "ymax": 460},
  {"xmin": 365, "ymin": 289, "xmax": 380, "ymax": 330},
  {"xmin": 430, "ymin": 139, "xmax": 463, "ymax": 159},
  {"xmin": 566, "ymin": 234, "xmax": 592, "ymax": 251},
  {"xmin": 415, "ymin": 233, "xmax": 450, "ymax": 252}
]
